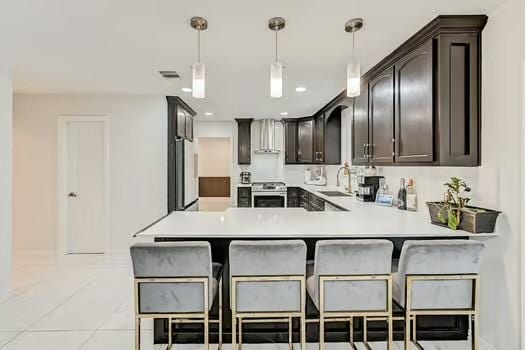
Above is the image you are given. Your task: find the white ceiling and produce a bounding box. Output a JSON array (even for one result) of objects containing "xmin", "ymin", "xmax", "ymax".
[{"xmin": 0, "ymin": 0, "xmax": 502, "ymax": 120}]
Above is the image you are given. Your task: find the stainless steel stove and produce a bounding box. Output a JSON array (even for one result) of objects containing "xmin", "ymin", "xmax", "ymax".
[
  {"xmin": 251, "ymin": 182, "xmax": 287, "ymax": 207},
  {"xmin": 251, "ymin": 182, "xmax": 287, "ymax": 192}
]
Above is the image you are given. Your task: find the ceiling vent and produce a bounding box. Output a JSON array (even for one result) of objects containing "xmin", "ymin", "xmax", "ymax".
[{"xmin": 159, "ymin": 71, "xmax": 180, "ymax": 79}]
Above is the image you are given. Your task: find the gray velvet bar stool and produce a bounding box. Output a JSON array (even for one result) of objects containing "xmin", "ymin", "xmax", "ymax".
[
  {"xmin": 393, "ymin": 240, "xmax": 484, "ymax": 350},
  {"xmin": 229, "ymin": 240, "xmax": 307, "ymax": 350},
  {"xmin": 130, "ymin": 242, "xmax": 223, "ymax": 350},
  {"xmin": 306, "ymin": 239, "xmax": 394, "ymax": 350}
]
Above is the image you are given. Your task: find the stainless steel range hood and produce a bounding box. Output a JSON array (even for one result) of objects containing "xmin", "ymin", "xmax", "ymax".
[{"xmin": 255, "ymin": 119, "xmax": 280, "ymax": 154}]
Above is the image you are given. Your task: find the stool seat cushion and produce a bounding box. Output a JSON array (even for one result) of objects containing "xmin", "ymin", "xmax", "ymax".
[{"xmin": 138, "ymin": 262, "xmax": 222, "ymax": 314}]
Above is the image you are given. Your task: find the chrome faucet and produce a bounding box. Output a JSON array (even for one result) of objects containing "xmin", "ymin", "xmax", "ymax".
[{"xmin": 336, "ymin": 161, "xmax": 352, "ymax": 193}]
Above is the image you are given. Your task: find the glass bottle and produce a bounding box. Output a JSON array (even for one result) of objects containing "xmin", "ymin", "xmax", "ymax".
[
  {"xmin": 406, "ymin": 178, "xmax": 417, "ymax": 211},
  {"xmin": 397, "ymin": 178, "xmax": 407, "ymax": 210}
]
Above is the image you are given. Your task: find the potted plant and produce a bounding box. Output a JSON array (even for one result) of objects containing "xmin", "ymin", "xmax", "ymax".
[{"xmin": 426, "ymin": 177, "xmax": 501, "ymax": 233}]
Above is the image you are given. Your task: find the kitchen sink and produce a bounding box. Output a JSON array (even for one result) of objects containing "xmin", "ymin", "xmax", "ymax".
[{"xmin": 318, "ymin": 191, "xmax": 351, "ymax": 197}]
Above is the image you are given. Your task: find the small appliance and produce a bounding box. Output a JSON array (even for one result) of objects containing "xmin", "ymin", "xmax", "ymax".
[
  {"xmin": 357, "ymin": 176, "xmax": 384, "ymax": 202},
  {"xmin": 240, "ymin": 171, "xmax": 251, "ymax": 184}
]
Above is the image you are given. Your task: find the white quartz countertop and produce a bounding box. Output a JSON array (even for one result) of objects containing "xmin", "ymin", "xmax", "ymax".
[{"xmin": 137, "ymin": 185, "xmax": 500, "ymax": 239}]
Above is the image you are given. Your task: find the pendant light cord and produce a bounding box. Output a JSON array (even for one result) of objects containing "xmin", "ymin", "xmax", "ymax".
[
  {"xmin": 275, "ymin": 30, "xmax": 278, "ymax": 62},
  {"xmin": 352, "ymin": 31, "xmax": 356, "ymax": 61},
  {"xmin": 197, "ymin": 29, "xmax": 201, "ymax": 63}
]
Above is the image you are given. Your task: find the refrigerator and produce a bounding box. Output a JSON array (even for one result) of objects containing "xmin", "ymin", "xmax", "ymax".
[{"xmin": 171, "ymin": 139, "xmax": 199, "ymax": 211}]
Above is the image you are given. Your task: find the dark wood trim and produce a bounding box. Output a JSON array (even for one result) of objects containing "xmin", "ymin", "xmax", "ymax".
[{"xmin": 166, "ymin": 96, "xmax": 197, "ymax": 116}]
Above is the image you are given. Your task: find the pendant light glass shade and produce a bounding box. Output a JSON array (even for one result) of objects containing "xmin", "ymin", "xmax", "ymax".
[
  {"xmin": 270, "ymin": 61, "xmax": 283, "ymax": 98},
  {"xmin": 192, "ymin": 62, "xmax": 205, "ymax": 99},
  {"xmin": 346, "ymin": 61, "xmax": 360, "ymax": 98}
]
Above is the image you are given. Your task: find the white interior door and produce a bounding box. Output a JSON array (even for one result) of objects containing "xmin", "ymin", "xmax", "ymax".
[{"xmin": 65, "ymin": 120, "xmax": 106, "ymax": 254}]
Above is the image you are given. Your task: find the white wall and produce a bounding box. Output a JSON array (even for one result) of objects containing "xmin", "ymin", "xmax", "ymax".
[
  {"xmin": 197, "ymin": 137, "xmax": 231, "ymax": 177},
  {"xmin": 0, "ymin": 71, "xmax": 13, "ymax": 300},
  {"xmin": 13, "ymin": 94, "xmax": 167, "ymax": 251}
]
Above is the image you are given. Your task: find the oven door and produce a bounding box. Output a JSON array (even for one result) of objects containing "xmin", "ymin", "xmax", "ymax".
[{"xmin": 252, "ymin": 193, "xmax": 287, "ymax": 208}]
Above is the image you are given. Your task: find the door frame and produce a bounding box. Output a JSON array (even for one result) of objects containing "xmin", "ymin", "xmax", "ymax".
[{"xmin": 57, "ymin": 116, "xmax": 110, "ymax": 254}]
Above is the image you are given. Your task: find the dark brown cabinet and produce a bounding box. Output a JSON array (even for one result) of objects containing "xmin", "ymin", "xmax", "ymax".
[
  {"xmin": 352, "ymin": 81, "xmax": 370, "ymax": 164},
  {"xmin": 350, "ymin": 15, "xmax": 486, "ymax": 167},
  {"xmin": 235, "ymin": 119, "xmax": 253, "ymax": 165},
  {"xmin": 284, "ymin": 107, "xmax": 343, "ymax": 165},
  {"xmin": 314, "ymin": 115, "xmax": 325, "ymax": 163},
  {"xmin": 395, "ymin": 39, "xmax": 434, "ymax": 163},
  {"xmin": 237, "ymin": 186, "xmax": 252, "ymax": 208},
  {"xmin": 297, "ymin": 118, "xmax": 314, "ymax": 163},
  {"xmin": 369, "ymin": 67, "xmax": 395, "ymax": 164},
  {"xmin": 287, "ymin": 187, "xmax": 299, "ymax": 207},
  {"xmin": 167, "ymin": 96, "xmax": 196, "ymax": 143},
  {"xmin": 284, "ymin": 121, "xmax": 298, "ymax": 164},
  {"xmin": 166, "ymin": 96, "xmax": 196, "ymax": 212}
]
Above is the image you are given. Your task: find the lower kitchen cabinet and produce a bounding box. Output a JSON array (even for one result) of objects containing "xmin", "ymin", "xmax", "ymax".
[
  {"xmin": 287, "ymin": 187, "xmax": 299, "ymax": 207},
  {"xmin": 237, "ymin": 186, "xmax": 252, "ymax": 208}
]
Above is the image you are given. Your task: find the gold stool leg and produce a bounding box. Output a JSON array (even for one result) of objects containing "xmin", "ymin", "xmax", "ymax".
[
  {"xmin": 231, "ymin": 315, "xmax": 237, "ymax": 350},
  {"xmin": 168, "ymin": 318, "xmax": 173, "ymax": 350},
  {"xmin": 404, "ymin": 313, "xmax": 410, "ymax": 350},
  {"xmin": 363, "ymin": 316, "xmax": 372, "ymax": 350},
  {"xmin": 238, "ymin": 318, "xmax": 243, "ymax": 350},
  {"xmin": 219, "ymin": 278, "xmax": 223, "ymax": 350},
  {"xmin": 204, "ymin": 312, "xmax": 209, "ymax": 350},
  {"xmin": 319, "ymin": 312, "xmax": 325, "ymax": 350},
  {"xmin": 349, "ymin": 318, "xmax": 357, "ymax": 350},
  {"xmin": 135, "ymin": 317, "xmax": 141, "ymax": 350}
]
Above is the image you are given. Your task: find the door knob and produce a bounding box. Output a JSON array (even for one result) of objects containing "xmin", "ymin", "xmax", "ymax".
[{"xmin": 68, "ymin": 192, "xmax": 78, "ymax": 198}]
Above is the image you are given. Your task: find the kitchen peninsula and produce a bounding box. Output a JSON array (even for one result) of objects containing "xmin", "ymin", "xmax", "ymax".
[{"xmin": 136, "ymin": 186, "xmax": 500, "ymax": 345}]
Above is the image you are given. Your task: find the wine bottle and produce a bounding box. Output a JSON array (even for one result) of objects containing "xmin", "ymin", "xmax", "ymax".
[{"xmin": 397, "ymin": 178, "xmax": 407, "ymax": 210}]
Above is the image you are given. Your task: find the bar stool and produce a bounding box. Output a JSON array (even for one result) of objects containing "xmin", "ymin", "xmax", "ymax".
[
  {"xmin": 130, "ymin": 242, "xmax": 223, "ymax": 350},
  {"xmin": 229, "ymin": 240, "xmax": 307, "ymax": 350},
  {"xmin": 393, "ymin": 240, "xmax": 484, "ymax": 350},
  {"xmin": 306, "ymin": 239, "xmax": 394, "ymax": 350}
]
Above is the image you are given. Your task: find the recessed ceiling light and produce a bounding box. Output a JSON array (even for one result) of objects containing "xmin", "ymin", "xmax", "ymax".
[
  {"xmin": 280, "ymin": 112, "xmax": 288, "ymax": 116},
  {"xmin": 181, "ymin": 87, "xmax": 192, "ymax": 93},
  {"xmin": 159, "ymin": 70, "xmax": 180, "ymax": 79},
  {"xmin": 295, "ymin": 87, "xmax": 307, "ymax": 92},
  {"xmin": 204, "ymin": 112, "xmax": 213, "ymax": 116}
]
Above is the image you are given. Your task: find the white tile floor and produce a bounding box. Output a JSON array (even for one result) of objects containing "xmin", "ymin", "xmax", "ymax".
[{"xmin": 0, "ymin": 251, "xmax": 472, "ymax": 349}]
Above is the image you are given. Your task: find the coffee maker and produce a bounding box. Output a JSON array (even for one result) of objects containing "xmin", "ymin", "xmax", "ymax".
[
  {"xmin": 240, "ymin": 171, "xmax": 251, "ymax": 184},
  {"xmin": 357, "ymin": 175, "xmax": 384, "ymax": 202}
]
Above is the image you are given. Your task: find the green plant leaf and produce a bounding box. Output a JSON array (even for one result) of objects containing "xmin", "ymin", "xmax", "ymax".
[{"xmin": 448, "ymin": 210, "xmax": 459, "ymax": 230}]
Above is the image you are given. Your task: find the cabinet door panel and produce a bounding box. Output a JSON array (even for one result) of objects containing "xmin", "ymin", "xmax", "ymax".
[
  {"xmin": 352, "ymin": 82, "xmax": 369, "ymax": 165},
  {"xmin": 314, "ymin": 115, "xmax": 325, "ymax": 163},
  {"xmin": 176, "ymin": 108, "xmax": 186, "ymax": 139},
  {"xmin": 284, "ymin": 121, "xmax": 298, "ymax": 164},
  {"xmin": 369, "ymin": 68, "xmax": 395, "ymax": 164},
  {"xmin": 236, "ymin": 119, "xmax": 252, "ymax": 165},
  {"xmin": 185, "ymin": 114, "xmax": 193, "ymax": 141},
  {"xmin": 395, "ymin": 40, "xmax": 434, "ymax": 163},
  {"xmin": 297, "ymin": 119, "xmax": 314, "ymax": 163}
]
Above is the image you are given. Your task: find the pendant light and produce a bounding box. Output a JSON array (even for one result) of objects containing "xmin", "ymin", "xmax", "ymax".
[
  {"xmin": 191, "ymin": 16, "xmax": 208, "ymax": 99},
  {"xmin": 269, "ymin": 17, "xmax": 285, "ymax": 98},
  {"xmin": 345, "ymin": 18, "xmax": 363, "ymax": 98}
]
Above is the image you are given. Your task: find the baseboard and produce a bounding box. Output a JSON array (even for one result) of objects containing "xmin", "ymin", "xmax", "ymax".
[{"xmin": 480, "ymin": 337, "xmax": 495, "ymax": 350}]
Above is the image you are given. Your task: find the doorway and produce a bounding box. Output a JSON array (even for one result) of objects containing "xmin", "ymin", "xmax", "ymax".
[
  {"xmin": 196, "ymin": 137, "xmax": 232, "ymax": 211},
  {"xmin": 58, "ymin": 116, "xmax": 109, "ymax": 254}
]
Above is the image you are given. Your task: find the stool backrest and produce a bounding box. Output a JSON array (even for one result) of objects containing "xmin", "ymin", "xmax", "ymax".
[
  {"xmin": 313, "ymin": 239, "xmax": 393, "ymax": 312},
  {"xmin": 130, "ymin": 242, "xmax": 213, "ymax": 314},
  {"xmin": 229, "ymin": 240, "xmax": 306, "ymax": 313},
  {"xmin": 229, "ymin": 240, "xmax": 306, "ymax": 276},
  {"xmin": 397, "ymin": 240, "xmax": 484, "ymax": 309}
]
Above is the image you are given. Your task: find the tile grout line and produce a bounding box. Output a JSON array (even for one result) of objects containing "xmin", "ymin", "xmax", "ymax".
[
  {"xmin": 78, "ymin": 290, "xmax": 131, "ymax": 349},
  {"xmin": 0, "ymin": 277, "xmax": 97, "ymax": 349}
]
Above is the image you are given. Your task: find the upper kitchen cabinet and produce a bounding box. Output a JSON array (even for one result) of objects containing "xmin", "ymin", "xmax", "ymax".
[
  {"xmin": 352, "ymin": 81, "xmax": 370, "ymax": 165},
  {"xmin": 167, "ymin": 96, "xmax": 196, "ymax": 142},
  {"xmin": 350, "ymin": 15, "xmax": 487, "ymax": 167},
  {"xmin": 284, "ymin": 104, "xmax": 343, "ymax": 165},
  {"xmin": 297, "ymin": 118, "xmax": 314, "ymax": 163},
  {"xmin": 235, "ymin": 118, "xmax": 253, "ymax": 165},
  {"xmin": 369, "ymin": 67, "xmax": 395, "ymax": 164}
]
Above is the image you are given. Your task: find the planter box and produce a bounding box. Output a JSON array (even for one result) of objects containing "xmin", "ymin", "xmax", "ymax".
[{"xmin": 426, "ymin": 202, "xmax": 501, "ymax": 233}]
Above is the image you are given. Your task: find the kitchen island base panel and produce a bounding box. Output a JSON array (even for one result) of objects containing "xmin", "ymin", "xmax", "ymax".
[{"xmin": 152, "ymin": 237, "xmax": 470, "ymax": 344}]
